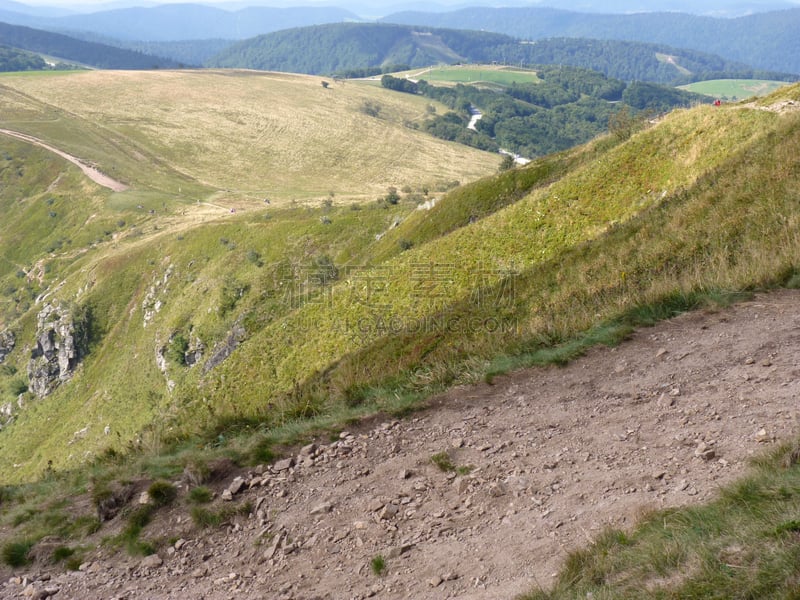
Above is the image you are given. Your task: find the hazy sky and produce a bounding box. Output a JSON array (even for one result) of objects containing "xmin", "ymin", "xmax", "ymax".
[{"xmin": 17, "ymin": 0, "xmax": 800, "ymax": 10}]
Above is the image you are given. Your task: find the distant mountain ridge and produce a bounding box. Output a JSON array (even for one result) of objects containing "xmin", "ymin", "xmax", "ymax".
[
  {"xmin": 380, "ymin": 6, "xmax": 800, "ymax": 74},
  {"xmin": 0, "ymin": 21, "xmax": 179, "ymax": 68},
  {"xmin": 0, "ymin": 4, "xmax": 362, "ymax": 41},
  {"xmin": 205, "ymin": 22, "xmax": 794, "ymax": 85}
]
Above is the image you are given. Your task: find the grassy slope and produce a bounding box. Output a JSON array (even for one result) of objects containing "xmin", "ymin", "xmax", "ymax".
[
  {"xmin": 0, "ymin": 70, "xmax": 498, "ymax": 203},
  {"xmin": 679, "ymin": 79, "xmax": 791, "ymax": 100},
  {"xmin": 0, "ymin": 69, "xmax": 498, "ymax": 481},
  {"xmin": 0, "ymin": 80, "xmax": 798, "ymax": 488},
  {"xmin": 0, "ymin": 82, "xmax": 799, "ymax": 591}
]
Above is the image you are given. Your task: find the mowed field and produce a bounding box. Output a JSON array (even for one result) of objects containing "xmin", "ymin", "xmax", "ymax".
[
  {"xmin": 679, "ymin": 78, "xmax": 791, "ymax": 100},
  {"xmin": 0, "ymin": 69, "xmax": 500, "ymax": 205},
  {"xmin": 402, "ymin": 64, "xmax": 541, "ymax": 86}
]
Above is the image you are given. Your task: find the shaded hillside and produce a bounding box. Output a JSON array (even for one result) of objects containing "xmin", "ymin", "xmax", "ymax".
[
  {"xmin": 381, "ymin": 7, "xmax": 800, "ymax": 74},
  {"xmin": 207, "ymin": 23, "xmax": 516, "ymax": 73},
  {"xmin": 206, "ymin": 22, "xmax": 792, "ymax": 86},
  {"xmin": 0, "ymin": 21, "xmax": 179, "ymax": 69},
  {"xmin": 518, "ymin": 38, "xmax": 795, "ymax": 85},
  {"xmin": 0, "ymin": 44, "xmax": 46, "ymax": 71}
]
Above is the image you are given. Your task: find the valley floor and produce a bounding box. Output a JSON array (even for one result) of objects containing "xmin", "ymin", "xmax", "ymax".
[{"xmin": 3, "ymin": 289, "xmax": 800, "ymax": 599}]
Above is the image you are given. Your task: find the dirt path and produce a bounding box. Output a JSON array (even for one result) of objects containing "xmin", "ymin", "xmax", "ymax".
[
  {"xmin": 0, "ymin": 128, "xmax": 128, "ymax": 192},
  {"xmin": 3, "ymin": 289, "xmax": 800, "ymax": 599}
]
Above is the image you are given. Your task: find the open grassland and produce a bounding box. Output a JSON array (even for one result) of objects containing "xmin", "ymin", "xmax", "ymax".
[
  {"xmin": 679, "ymin": 79, "xmax": 791, "ymax": 100},
  {"xmin": 0, "ymin": 69, "xmax": 499, "ymax": 204},
  {"xmin": 403, "ymin": 64, "xmax": 541, "ymax": 86}
]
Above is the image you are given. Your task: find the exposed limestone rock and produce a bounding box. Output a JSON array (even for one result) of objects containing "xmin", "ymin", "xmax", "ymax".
[
  {"xmin": 0, "ymin": 330, "xmax": 15, "ymax": 363},
  {"xmin": 203, "ymin": 321, "xmax": 246, "ymax": 373},
  {"xmin": 142, "ymin": 263, "xmax": 173, "ymax": 327},
  {"xmin": 27, "ymin": 303, "xmax": 83, "ymax": 397}
]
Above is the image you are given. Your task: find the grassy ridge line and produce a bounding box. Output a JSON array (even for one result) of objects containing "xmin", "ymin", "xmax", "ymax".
[{"xmin": 195, "ymin": 104, "xmax": 776, "ymax": 420}]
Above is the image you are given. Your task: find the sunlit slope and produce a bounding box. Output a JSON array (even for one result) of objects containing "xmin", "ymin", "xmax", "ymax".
[
  {"xmin": 206, "ymin": 102, "xmax": 789, "ymax": 409},
  {"xmin": 0, "ymin": 69, "xmax": 499, "ymax": 203},
  {"xmin": 1, "ymin": 83, "xmax": 798, "ymax": 482}
]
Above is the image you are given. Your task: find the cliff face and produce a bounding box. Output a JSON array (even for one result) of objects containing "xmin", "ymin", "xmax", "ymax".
[{"xmin": 27, "ymin": 303, "xmax": 81, "ymax": 398}]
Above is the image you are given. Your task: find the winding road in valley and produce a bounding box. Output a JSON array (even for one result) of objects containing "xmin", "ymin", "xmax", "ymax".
[{"xmin": 0, "ymin": 128, "xmax": 129, "ymax": 192}]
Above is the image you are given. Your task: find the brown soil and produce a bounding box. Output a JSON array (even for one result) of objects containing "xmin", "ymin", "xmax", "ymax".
[{"xmin": 3, "ymin": 289, "xmax": 800, "ymax": 599}]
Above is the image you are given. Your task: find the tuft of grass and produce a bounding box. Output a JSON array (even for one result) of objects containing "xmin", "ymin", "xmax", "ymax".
[
  {"xmin": 371, "ymin": 554, "xmax": 386, "ymax": 576},
  {"xmin": 1, "ymin": 540, "xmax": 33, "ymax": 568},
  {"xmin": 190, "ymin": 501, "xmax": 252, "ymax": 529},
  {"xmin": 430, "ymin": 451, "xmax": 456, "ymax": 473},
  {"xmin": 147, "ymin": 480, "xmax": 177, "ymax": 508},
  {"xmin": 187, "ymin": 486, "xmax": 213, "ymax": 505}
]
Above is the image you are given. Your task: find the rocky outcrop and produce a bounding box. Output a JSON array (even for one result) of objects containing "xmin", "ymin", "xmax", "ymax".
[
  {"xmin": 27, "ymin": 303, "xmax": 82, "ymax": 397},
  {"xmin": 0, "ymin": 330, "xmax": 14, "ymax": 363},
  {"xmin": 203, "ymin": 322, "xmax": 245, "ymax": 373}
]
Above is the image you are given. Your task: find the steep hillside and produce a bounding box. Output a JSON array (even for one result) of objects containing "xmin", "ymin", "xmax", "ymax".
[
  {"xmin": 381, "ymin": 7, "xmax": 800, "ymax": 74},
  {"xmin": 0, "ymin": 21, "xmax": 178, "ymax": 69},
  {"xmin": 0, "ymin": 77, "xmax": 798, "ymax": 486}
]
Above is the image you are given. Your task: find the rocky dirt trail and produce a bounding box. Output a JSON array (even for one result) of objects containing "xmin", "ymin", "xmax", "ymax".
[{"xmin": 4, "ymin": 290, "xmax": 800, "ymax": 600}]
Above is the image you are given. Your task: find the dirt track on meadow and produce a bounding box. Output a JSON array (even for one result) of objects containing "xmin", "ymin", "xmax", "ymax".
[
  {"xmin": 3, "ymin": 289, "xmax": 800, "ymax": 599},
  {"xmin": 0, "ymin": 128, "xmax": 128, "ymax": 192}
]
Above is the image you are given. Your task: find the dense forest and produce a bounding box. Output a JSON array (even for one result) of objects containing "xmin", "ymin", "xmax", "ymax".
[
  {"xmin": 0, "ymin": 44, "xmax": 47, "ymax": 71},
  {"xmin": 381, "ymin": 65, "xmax": 709, "ymax": 158},
  {"xmin": 381, "ymin": 7, "xmax": 800, "ymax": 74},
  {"xmin": 0, "ymin": 21, "xmax": 180, "ymax": 69},
  {"xmin": 206, "ymin": 22, "xmax": 796, "ymax": 84}
]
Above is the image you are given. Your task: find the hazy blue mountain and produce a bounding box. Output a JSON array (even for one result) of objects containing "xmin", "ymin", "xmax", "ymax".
[
  {"xmin": 381, "ymin": 6, "xmax": 800, "ymax": 73},
  {"xmin": 0, "ymin": 4, "xmax": 362, "ymax": 42}
]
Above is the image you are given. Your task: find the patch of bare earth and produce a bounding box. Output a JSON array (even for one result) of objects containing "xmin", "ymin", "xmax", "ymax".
[{"xmin": 3, "ymin": 290, "xmax": 800, "ymax": 599}]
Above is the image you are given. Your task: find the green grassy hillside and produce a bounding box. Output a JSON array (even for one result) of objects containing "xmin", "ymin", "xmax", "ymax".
[{"xmin": 1, "ymin": 78, "xmax": 799, "ymax": 485}]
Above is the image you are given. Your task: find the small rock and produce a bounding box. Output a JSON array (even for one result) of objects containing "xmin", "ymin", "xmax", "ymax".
[
  {"xmin": 310, "ymin": 501, "xmax": 334, "ymax": 515},
  {"xmin": 428, "ymin": 576, "xmax": 443, "ymax": 587},
  {"xmin": 379, "ymin": 503, "xmax": 399, "ymax": 520},
  {"xmin": 273, "ymin": 457, "xmax": 295, "ymax": 472},
  {"xmin": 174, "ymin": 538, "xmax": 186, "ymax": 550},
  {"xmin": 669, "ymin": 387, "xmax": 681, "ymax": 397},
  {"xmin": 387, "ymin": 543, "xmax": 414, "ymax": 558},
  {"xmin": 400, "ymin": 469, "xmax": 412, "ymax": 480},
  {"xmin": 368, "ymin": 498, "xmax": 385, "ymax": 512},
  {"xmin": 488, "ymin": 482, "xmax": 507, "ymax": 497},
  {"xmin": 652, "ymin": 471, "xmax": 666, "ymax": 480},
  {"xmin": 655, "ymin": 348, "xmax": 668, "ymax": 358},
  {"xmin": 228, "ymin": 476, "xmax": 245, "ymax": 495},
  {"xmin": 221, "ymin": 489, "xmax": 233, "ymax": 502},
  {"xmin": 450, "ymin": 438, "xmax": 464, "ymax": 449},
  {"xmin": 744, "ymin": 356, "xmax": 755, "ymax": 365},
  {"xmin": 299, "ymin": 443, "xmax": 317, "ymax": 456},
  {"xmin": 443, "ymin": 572, "xmax": 459, "ymax": 581},
  {"xmin": 140, "ymin": 554, "xmax": 163, "ymax": 569}
]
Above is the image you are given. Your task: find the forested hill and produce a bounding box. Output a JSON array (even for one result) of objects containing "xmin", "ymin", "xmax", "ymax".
[
  {"xmin": 0, "ymin": 44, "xmax": 47, "ymax": 71},
  {"xmin": 0, "ymin": 22, "xmax": 180, "ymax": 69},
  {"xmin": 520, "ymin": 38, "xmax": 794, "ymax": 85},
  {"xmin": 380, "ymin": 7, "xmax": 800, "ymax": 74},
  {"xmin": 207, "ymin": 23, "xmax": 515, "ymax": 73},
  {"xmin": 205, "ymin": 22, "xmax": 786, "ymax": 84}
]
